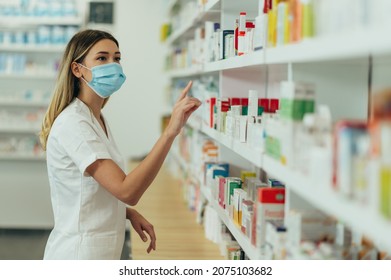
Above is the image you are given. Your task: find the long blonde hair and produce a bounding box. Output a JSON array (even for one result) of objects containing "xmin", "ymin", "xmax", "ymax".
[{"xmin": 39, "ymin": 29, "xmax": 119, "ymax": 150}]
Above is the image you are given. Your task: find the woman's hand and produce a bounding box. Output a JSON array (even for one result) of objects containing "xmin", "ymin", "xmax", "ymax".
[
  {"xmin": 126, "ymin": 208, "xmax": 156, "ymax": 253},
  {"xmin": 371, "ymin": 88, "xmax": 391, "ymax": 120},
  {"xmin": 165, "ymin": 81, "xmax": 201, "ymax": 138}
]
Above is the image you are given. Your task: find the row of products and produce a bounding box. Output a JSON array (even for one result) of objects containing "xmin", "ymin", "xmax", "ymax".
[
  {"xmin": 0, "ymin": 0, "xmax": 78, "ymax": 17},
  {"xmin": 199, "ymin": 80, "xmax": 318, "ymax": 170},
  {"xmin": 163, "ymin": 0, "xmax": 391, "ymax": 71},
  {"xmin": 203, "ymin": 159, "xmax": 286, "ymax": 254},
  {"xmin": 0, "ymin": 89, "xmax": 51, "ymax": 104},
  {"xmin": 204, "ymin": 204, "xmax": 250, "ymax": 260},
  {"xmin": 164, "ymin": 3, "xmax": 309, "ymax": 71},
  {"xmin": 0, "ymin": 26, "xmax": 79, "ymax": 46},
  {"xmin": 332, "ymin": 97, "xmax": 391, "ymax": 220},
  {"xmin": 0, "ymin": 53, "xmax": 59, "ymax": 74},
  {"xmin": 262, "ymin": 81, "xmax": 321, "ymax": 170},
  {"xmin": 171, "ymin": 76, "xmax": 391, "ymax": 258},
  {"xmin": 0, "ymin": 108, "xmax": 45, "ymax": 130},
  {"xmin": 0, "ymin": 135, "xmax": 43, "ymax": 157},
  {"xmin": 163, "ymin": 0, "xmax": 206, "ymax": 40},
  {"xmin": 200, "ymin": 80, "xmax": 391, "ymax": 221},
  {"xmin": 196, "ymin": 138, "xmax": 388, "ymax": 259},
  {"xmin": 260, "ymin": 0, "xmax": 391, "ymax": 47},
  {"xmin": 163, "ymin": 2, "xmax": 313, "ymax": 70}
]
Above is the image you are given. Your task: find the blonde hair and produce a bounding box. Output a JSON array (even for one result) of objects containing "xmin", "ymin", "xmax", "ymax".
[{"xmin": 39, "ymin": 29, "xmax": 119, "ymax": 150}]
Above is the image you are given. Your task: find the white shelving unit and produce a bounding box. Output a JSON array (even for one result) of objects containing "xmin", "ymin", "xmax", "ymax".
[
  {"xmin": 166, "ymin": 13, "xmax": 199, "ymax": 45},
  {"xmin": 173, "ymin": 26, "xmax": 391, "ymax": 76},
  {"xmin": 164, "ymin": 0, "xmax": 391, "ymax": 259},
  {"xmin": 167, "ymin": 64, "xmax": 203, "ymax": 78},
  {"xmin": 190, "ymin": 117, "xmax": 263, "ymax": 167},
  {"xmin": 0, "ymin": 45, "xmax": 66, "ymax": 53},
  {"xmin": 0, "ymin": 0, "xmax": 85, "ymax": 229},
  {"xmin": 165, "ymin": 0, "xmax": 221, "ymax": 45},
  {"xmin": 200, "ymin": 185, "xmax": 263, "ymax": 260},
  {"xmin": 0, "ymin": 73, "xmax": 58, "ymax": 79},
  {"xmin": 166, "ymin": 0, "xmax": 179, "ymax": 13},
  {"xmin": 204, "ymin": 0, "xmax": 220, "ymax": 11},
  {"xmin": 187, "ymin": 116, "xmax": 391, "ymax": 256},
  {"xmin": 261, "ymin": 156, "xmax": 391, "ymax": 253},
  {"xmin": 0, "ymin": 100, "xmax": 49, "ymax": 107},
  {"xmin": 0, "ymin": 16, "xmax": 83, "ymax": 26},
  {"xmin": 0, "ymin": 127, "xmax": 40, "ymax": 133},
  {"xmin": 0, "ymin": 154, "xmax": 46, "ymax": 161}
]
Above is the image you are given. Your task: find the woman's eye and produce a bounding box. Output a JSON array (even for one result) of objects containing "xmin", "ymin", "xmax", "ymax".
[
  {"xmin": 97, "ymin": 56, "xmax": 106, "ymax": 61},
  {"xmin": 115, "ymin": 57, "xmax": 121, "ymax": 62}
]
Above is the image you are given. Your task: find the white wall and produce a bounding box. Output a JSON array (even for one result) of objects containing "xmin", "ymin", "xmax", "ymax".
[{"xmin": 103, "ymin": 0, "xmax": 168, "ymax": 168}]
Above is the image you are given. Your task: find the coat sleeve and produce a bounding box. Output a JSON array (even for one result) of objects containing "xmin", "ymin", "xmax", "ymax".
[{"xmin": 55, "ymin": 115, "xmax": 113, "ymax": 176}]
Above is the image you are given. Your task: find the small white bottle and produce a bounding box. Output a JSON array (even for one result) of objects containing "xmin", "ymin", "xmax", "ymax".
[{"xmin": 248, "ymin": 89, "xmax": 259, "ymax": 119}]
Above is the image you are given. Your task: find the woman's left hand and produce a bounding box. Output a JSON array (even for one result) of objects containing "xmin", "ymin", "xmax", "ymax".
[{"xmin": 127, "ymin": 208, "xmax": 156, "ymax": 253}]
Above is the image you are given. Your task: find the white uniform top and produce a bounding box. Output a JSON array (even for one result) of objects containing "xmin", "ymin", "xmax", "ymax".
[{"xmin": 44, "ymin": 98, "xmax": 126, "ymax": 260}]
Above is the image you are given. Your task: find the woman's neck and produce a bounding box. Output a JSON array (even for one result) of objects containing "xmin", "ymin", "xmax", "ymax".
[{"xmin": 77, "ymin": 90, "xmax": 104, "ymax": 120}]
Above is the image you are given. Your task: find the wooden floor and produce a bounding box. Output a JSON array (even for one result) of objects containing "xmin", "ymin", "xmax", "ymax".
[{"xmin": 128, "ymin": 162, "xmax": 224, "ymax": 260}]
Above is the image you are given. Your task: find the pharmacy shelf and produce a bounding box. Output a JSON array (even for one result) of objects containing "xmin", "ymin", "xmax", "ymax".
[
  {"xmin": 266, "ymin": 26, "xmax": 391, "ymax": 64},
  {"xmin": 167, "ymin": 65, "xmax": 203, "ymax": 78},
  {"xmin": 0, "ymin": 45, "xmax": 66, "ymax": 53},
  {"xmin": 198, "ymin": 1, "xmax": 220, "ymax": 22},
  {"xmin": 204, "ymin": 0, "xmax": 221, "ymax": 12},
  {"xmin": 166, "ymin": 13, "xmax": 199, "ymax": 45},
  {"xmin": 186, "ymin": 116, "xmax": 263, "ymax": 167},
  {"xmin": 0, "ymin": 1, "xmax": 82, "ymax": 230},
  {"xmin": 170, "ymin": 25, "xmax": 391, "ymax": 78},
  {"xmin": 166, "ymin": 0, "xmax": 391, "ymax": 260},
  {"xmin": 0, "ymin": 127, "xmax": 40, "ymax": 133},
  {"xmin": 262, "ymin": 155, "xmax": 391, "ymax": 254},
  {"xmin": 166, "ymin": 0, "xmax": 179, "ymax": 14},
  {"xmin": 0, "ymin": 73, "xmax": 57, "ymax": 79},
  {"xmin": 187, "ymin": 115, "xmax": 391, "ymax": 254},
  {"xmin": 167, "ymin": 0, "xmax": 220, "ymax": 15},
  {"xmin": 170, "ymin": 150, "xmax": 262, "ymax": 259},
  {"xmin": 166, "ymin": 2, "xmax": 220, "ymax": 45},
  {"xmin": 204, "ymin": 51, "xmax": 265, "ymax": 73},
  {"xmin": 0, "ymin": 100, "xmax": 49, "ymax": 107},
  {"xmin": 167, "ymin": 50, "xmax": 264, "ymax": 78},
  {"xmin": 176, "ymin": 151, "xmax": 264, "ymax": 259},
  {"xmin": 200, "ymin": 185, "xmax": 262, "ymax": 260},
  {"xmin": 170, "ymin": 149, "xmax": 188, "ymax": 173},
  {"xmin": 0, "ymin": 16, "xmax": 82, "ymax": 27},
  {"xmin": 0, "ymin": 154, "xmax": 45, "ymax": 161}
]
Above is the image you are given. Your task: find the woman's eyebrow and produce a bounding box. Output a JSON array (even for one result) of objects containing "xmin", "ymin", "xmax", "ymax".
[{"xmin": 95, "ymin": 51, "xmax": 121, "ymax": 55}]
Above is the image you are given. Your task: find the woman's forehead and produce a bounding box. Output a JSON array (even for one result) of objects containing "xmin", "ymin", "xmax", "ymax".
[{"xmin": 87, "ymin": 39, "xmax": 120, "ymax": 55}]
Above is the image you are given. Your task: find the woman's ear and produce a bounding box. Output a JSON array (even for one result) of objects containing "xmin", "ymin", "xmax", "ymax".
[{"xmin": 71, "ymin": 62, "xmax": 82, "ymax": 78}]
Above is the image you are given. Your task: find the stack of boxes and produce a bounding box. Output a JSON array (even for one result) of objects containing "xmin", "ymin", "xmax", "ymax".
[
  {"xmin": 264, "ymin": 80, "xmax": 315, "ymax": 167},
  {"xmin": 204, "ymin": 161, "xmax": 288, "ymax": 256},
  {"xmin": 204, "ymin": 90, "xmax": 279, "ymax": 150}
]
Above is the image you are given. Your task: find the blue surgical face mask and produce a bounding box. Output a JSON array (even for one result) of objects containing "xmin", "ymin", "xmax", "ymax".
[{"xmin": 79, "ymin": 63, "xmax": 126, "ymax": 98}]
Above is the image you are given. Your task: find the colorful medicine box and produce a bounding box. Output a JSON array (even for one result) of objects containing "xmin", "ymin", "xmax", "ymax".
[{"xmin": 254, "ymin": 187, "xmax": 285, "ymax": 248}]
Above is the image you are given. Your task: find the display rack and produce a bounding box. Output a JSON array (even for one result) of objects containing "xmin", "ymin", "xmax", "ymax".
[
  {"xmin": 0, "ymin": 0, "xmax": 85, "ymax": 229},
  {"xmin": 164, "ymin": 0, "xmax": 391, "ymax": 259},
  {"xmin": 165, "ymin": 0, "xmax": 221, "ymax": 45},
  {"xmin": 0, "ymin": 16, "xmax": 82, "ymax": 26},
  {"xmin": 0, "ymin": 45, "xmax": 66, "ymax": 53}
]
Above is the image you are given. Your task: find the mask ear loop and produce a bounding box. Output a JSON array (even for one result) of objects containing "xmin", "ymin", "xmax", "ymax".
[
  {"xmin": 76, "ymin": 63, "xmax": 105, "ymax": 99},
  {"xmin": 77, "ymin": 63, "xmax": 90, "ymax": 84}
]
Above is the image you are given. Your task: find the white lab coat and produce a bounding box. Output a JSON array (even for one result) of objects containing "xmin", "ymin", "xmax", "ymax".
[{"xmin": 44, "ymin": 98, "xmax": 126, "ymax": 260}]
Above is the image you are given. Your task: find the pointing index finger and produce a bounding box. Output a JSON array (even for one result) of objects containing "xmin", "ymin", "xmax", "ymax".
[{"xmin": 177, "ymin": 81, "xmax": 193, "ymax": 102}]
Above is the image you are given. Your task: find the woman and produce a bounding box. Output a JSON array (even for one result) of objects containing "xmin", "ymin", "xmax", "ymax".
[{"xmin": 39, "ymin": 29, "xmax": 201, "ymax": 259}]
